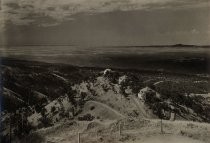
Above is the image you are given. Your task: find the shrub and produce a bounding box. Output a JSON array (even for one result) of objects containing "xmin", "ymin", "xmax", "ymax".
[
  {"xmin": 51, "ymin": 106, "xmax": 56, "ymax": 113},
  {"xmin": 39, "ymin": 116, "xmax": 53, "ymax": 127},
  {"xmin": 90, "ymin": 106, "xmax": 95, "ymax": 110},
  {"xmin": 78, "ymin": 114, "xmax": 95, "ymax": 121},
  {"xmin": 18, "ymin": 133, "xmax": 45, "ymax": 143}
]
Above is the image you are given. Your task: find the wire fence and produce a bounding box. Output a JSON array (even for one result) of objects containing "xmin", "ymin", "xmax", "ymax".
[
  {"xmin": 67, "ymin": 120, "xmax": 165, "ymax": 143},
  {"xmin": 3, "ymin": 117, "xmax": 166, "ymax": 143}
]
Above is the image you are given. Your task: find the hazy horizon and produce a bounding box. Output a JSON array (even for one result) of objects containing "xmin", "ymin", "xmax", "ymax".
[{"xmin": 1, "ymin": 45, "xmax": 210, "ymax": 74}]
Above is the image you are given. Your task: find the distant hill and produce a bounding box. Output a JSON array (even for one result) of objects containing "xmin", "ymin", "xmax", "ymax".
[
  {"xmin": 171, "ymin": 44, "xmax": 196, "ymax": 47},
  {"xmin": 169, "ymin": 44, "xmax": 210, "ymax": 47},
  {"xmin": 128, "ymin": 44, "xmax": 210, "ymax": 47}
]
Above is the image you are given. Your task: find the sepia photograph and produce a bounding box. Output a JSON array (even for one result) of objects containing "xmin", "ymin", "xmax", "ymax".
[{"xmin": 0, "ymin": 0, "xmax": 210, "ymax": 143}]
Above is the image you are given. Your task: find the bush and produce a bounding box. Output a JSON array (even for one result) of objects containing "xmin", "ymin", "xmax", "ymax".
[
  {"xmin": 90, "ymin": 106, "xmax": 95, "ymax": 110},
  {"xmin": 78, "ymin": 114, "xmax": 95, "ymax": 121},
  {"xmin": 104, "ymin": 71, "xmax": 120, "ymax": 84},
  {"xmin": 67, "ymin": 88, "xmax": 77, "ymax": 106},
  {"xmin": 51, "ymin": 106, "xmax": 56, "ymax": 113},
  {"xmin": 39, "ymin": 116, "xmax": 53, "ymax": 127},
  {"xmin": 18, "ymin": 133, "xmax": 45, "ymax": 143}
]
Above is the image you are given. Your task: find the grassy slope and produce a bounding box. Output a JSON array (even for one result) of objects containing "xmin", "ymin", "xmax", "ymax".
[{"xmin": 1, "ymin": 58, "xmax": 210, "ymax": 143}]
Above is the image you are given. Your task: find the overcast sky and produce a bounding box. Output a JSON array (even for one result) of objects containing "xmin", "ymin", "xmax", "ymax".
[{"xmin": 0, "ymin": 0, "xmax": 210, "ymax": 46}]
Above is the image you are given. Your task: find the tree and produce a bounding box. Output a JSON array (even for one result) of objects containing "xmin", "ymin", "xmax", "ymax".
[{"xmin": 67, "ymin": 87, "xmax": 77, "ymax": 106}]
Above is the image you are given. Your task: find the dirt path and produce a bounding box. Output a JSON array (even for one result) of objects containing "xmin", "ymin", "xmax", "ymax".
[
  {"xmin": 52, "ymin": 73, "xmax": 68, "ymax": 83},
  {"xmin": 129, "ymin": 135, "xmax": 204, "ymax": 143},
  {"xmin": 87, "ymin": 100, "xmax": 126, "ymax": 118}
]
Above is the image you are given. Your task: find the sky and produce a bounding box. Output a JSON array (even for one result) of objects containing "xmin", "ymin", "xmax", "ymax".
[{"xmin": 0, "ymin": 0, "xmax": 210, "ymax": 46}]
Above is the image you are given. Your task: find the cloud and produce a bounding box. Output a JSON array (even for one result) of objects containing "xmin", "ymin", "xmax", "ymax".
[{"xmin": 0, "ymin": 0, "xmax": 209, "ymax": 32}]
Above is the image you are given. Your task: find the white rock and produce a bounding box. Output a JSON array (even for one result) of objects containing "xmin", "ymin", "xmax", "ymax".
[
  {"xmin": 103, "ymin": 69, "xmax": 112, "ymax": 75},
  {"xmin": 138, "ymin": 86, "xmax": 160, "ymax": 101}
]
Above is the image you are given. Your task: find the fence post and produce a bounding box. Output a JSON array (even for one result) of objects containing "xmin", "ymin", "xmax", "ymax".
[
  {"xmin": 119, "ymin": 122, "xmax": 121, "ymax": 136},
  {"xmin": 9, "ymin": 114, "xmax": 12, "ymax": 143},
  {"xmin": 78, "ymin": 132, "xmax": 81, "ymax": 143},
  {"xmin": 96, "ymin": 128, "xmax": 98, "ymax": 139},
  {"xmin": 161, "ymin": 118, "xmax": 163, "ymax": 134}
]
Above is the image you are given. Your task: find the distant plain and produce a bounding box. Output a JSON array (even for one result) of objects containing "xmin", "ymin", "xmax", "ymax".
[{"xmin": 1, "ymin": 46, "xmax": 210, "ymax": 74}]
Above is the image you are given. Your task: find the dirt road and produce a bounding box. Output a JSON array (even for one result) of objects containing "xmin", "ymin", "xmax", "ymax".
[{"xmin": 129, "ymin": 135, "xmax": 204, "ymax": 143}]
